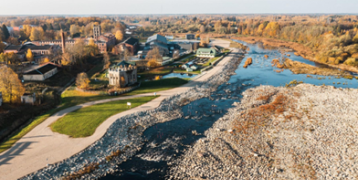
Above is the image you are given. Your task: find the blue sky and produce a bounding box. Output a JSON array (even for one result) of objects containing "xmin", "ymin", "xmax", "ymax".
[{"xmin": 1, "ymin": 0, "xmax": 357, "ymax": 15}]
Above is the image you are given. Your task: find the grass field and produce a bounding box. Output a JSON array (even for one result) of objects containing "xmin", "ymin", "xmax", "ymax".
[
  {"xmin": 126, "ymin": 78, "xmax": 189, "ymax": 95},
  {"xmin": 0, "ymin": 73, "xmax": 188, "ymax": 153},
  {"xmin": 203, "ymin": 56, "xmax": 221, "ymax": 67},
  {"xmin": 50, "ymin": 96, "xmax": 158, "ymax": 138},
  {"xmin": 173, "ymin": 69, "xmax": 201, "ymax": 74}
]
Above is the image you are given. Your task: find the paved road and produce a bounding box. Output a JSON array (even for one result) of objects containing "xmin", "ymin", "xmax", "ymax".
[{"xmin": 0, "ymin": 39, "xmax": 234, "ymax": 180}]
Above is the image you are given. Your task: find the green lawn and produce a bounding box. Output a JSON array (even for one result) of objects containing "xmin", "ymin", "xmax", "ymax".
[
  {"xmin": 0, "ymin": 76, "xmax": 188, "ymax": 153},
  {"xmin": 51, "ymin": 96, "xmax": 158, "ymax": 138},
  {"xmin": 126, "ymin": 78, "xmax": 189, "ymax": 95},
  {"xmin": 173, "ymin": 69, "xmax": 201, "ymax": 74},
  {"xmin": 203, "ymin": 56, "xmax": 221, "ymax": 67}
]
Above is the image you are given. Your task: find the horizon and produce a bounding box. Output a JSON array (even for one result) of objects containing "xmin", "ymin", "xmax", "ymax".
[{"xmin": 1, "ymin": 0, "xmax": 358, "ymax": 15}]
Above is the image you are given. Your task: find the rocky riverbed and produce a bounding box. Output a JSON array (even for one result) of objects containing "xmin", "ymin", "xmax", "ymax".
[
  {"xmin": 169, "ymin": 84, "xmax": 358, "ymax": 179},
  {"xmin": 20, "ymin": 51, "xmax": 244, "ymax": 179}
]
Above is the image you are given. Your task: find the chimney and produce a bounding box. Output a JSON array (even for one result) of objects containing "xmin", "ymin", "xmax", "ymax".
[{"xmin": 61, "ymin": 30, "xmax": 66, "ymax": 54}]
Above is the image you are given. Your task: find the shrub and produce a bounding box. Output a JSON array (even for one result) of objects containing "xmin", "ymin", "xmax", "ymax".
[
  {"xmin": 243, "ymin": 57, "xmax": 252, "ymax": 68},
  {"xmin": 344, "ymin": 57, "xmax": 358, "ymax": 66}
]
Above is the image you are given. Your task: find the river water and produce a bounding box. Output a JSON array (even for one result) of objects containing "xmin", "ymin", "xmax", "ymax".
[{"xmin": 100, "ymin": 40, "xmax": 358, "ymax": 180}]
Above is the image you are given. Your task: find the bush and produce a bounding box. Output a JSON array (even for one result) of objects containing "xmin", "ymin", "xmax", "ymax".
[{"xmin": 344, "ymin": 57, "xmax": 358, "ymax": 66}]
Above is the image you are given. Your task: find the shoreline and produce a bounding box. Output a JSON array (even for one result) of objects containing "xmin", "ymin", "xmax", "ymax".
[
  {"xmin": 232, "ymin": 36, "xmax": 358, "ymax": 74},
  {"xmin": 14, "ymin": 41, "xmax": 244, "ymax": 179}
]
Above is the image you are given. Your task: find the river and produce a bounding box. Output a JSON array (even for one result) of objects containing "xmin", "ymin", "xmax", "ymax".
[{"xmin": 100, "ymin": 40, "xmax": 358, "ymax": 179}]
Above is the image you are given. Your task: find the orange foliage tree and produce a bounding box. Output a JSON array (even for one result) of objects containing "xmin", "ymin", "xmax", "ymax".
[
  {"xmin": 0, "ymin": 65, "xmax": 25, "ymax": 103},
  {"xmin": 76, "ymin": 72, "xmax": 90, "ymax": 90}
]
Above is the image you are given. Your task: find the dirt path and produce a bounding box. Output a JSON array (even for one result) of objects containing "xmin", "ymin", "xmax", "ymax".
[{"xmin": 0, "ymin": 39, "xmax": 234, "ymax": 180}]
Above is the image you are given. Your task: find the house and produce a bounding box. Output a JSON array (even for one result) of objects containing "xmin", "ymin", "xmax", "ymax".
[
  {"xmin": 116, "ymin": 37, "xmax": 139, "ymax": 55},
  {"xmin": 21, "ymin": 93, "xmax": 36, "ymax": 105},
  {"xmin": 0, "ymin": 92, "xmax": 2, "ymax": 106},
  {"xmin": 107, "ymin": 61, "xmax": 137, "ymax": 87},
  {"xmin": 3, "ymin": 43, "xmax": 60, "ymax": 62},
  {"xmin": 23, "ymin": 63, "xmax": 60, "ymax": 81},
  {"xmin": 145, "ymin": 34, "xmax": 169, "ymax": 56},
  {"xmin": 186, "ymin": 34, "xmax": 195, "ymax": 40},
  {"xmin": 196, "ymin": 48, "xmax": 218, "ymax": 58},
  {"xmin": 32, "ymin": 26, "xmax": 111, "ymax": 53}
]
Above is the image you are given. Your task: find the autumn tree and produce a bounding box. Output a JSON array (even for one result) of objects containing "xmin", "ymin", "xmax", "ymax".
[
  {"xmin": 69, "ymin": 24, "xmax": 80, "ymax": 36},
  {"xmin": 115, "ymin": 30, "xmax": 123, "ymax": 41},
  {"xmin": 200, "ymin": 36, "xmax": 210, "ymax": 47},
  {"xmin": 26, "ymin": 49, "xmax": 34, "ymax": 62},
  {"xmin": 147, "ymin": 59, "xmax": 159, "ymax": 68},
  {"xmin": 353, "ymin": 32, "xmax": 358, "ymax": 43},
  {"xmin": 146, "ymin": 47, "xmax": 163, "ymax": 63},
  {"xmin": 76, "ymin": 72, "xmax": 90, "ymax": 90},
  {"xmin": 200, "ymin": 25, "xmax": 206, "ymax": 33},
  {"xmin": 40, "ymin": 57, "xmax": 50, "ymax": 64},
  {"xmin": 29, "ymin": 27, "xmax": 44, "ymax": 41},
  {"xmin": 0, "ymin": 65, "xmax": 25, "ymax": 103},
  {"xmin": 264, "ymin": 22, "xmax": 280, "ymax": 37},
  {"xmin": 61, "ymin": 52, "xmax": 73, "ymax": 66},
  {"xmin": 103, "ymin": 52, "xmax": 111, "ymax": 70}
]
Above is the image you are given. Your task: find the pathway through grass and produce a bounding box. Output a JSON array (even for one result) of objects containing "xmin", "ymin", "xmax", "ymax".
[{"xmin": 50, "ymin": 96, "xmax": 158, "ymax": 138}]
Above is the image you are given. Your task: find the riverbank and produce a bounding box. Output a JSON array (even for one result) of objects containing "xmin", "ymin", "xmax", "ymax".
[
  {"xmin": 274, "ymin": 58, "xmax": 353, "ymax": 77},
  {"xmin": 169, "ymin": 84, "xmax": 358, "ymax": 179},
  {"xmin": 12, "ymin": 41, "xmax": 244, "ymax": 180},
  {"xmin": 233, "ymin": 36, "xmax": 358, "ymax": 74}
]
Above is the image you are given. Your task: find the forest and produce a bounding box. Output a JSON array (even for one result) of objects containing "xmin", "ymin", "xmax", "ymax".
[{"xmin": 0, "ymin": 14, "xmax": 358, "ymax": 67}]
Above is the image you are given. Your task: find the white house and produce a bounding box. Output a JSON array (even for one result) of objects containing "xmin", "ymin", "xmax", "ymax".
[{"xmin": 23, "ymin": 63, "xmax": 59, "ymax": 81}]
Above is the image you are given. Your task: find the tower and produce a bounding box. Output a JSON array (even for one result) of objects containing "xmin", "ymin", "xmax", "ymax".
[
  {"xmin": 60, "ymin": 30, "xmax": 66, "ymax": 54},
  {"xmin": 93, "ymin": 25, "xmax": 101, "ymax": 40}
]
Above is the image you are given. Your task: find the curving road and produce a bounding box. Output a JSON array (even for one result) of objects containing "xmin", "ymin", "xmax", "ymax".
[{"xmin": 0, "ymin": 40, "xmax": 233, "ymax": 180}]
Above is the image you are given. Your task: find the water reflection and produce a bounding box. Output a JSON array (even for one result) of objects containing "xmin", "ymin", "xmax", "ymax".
[{"xmin": 232, "ymin": 40, "xmax": 358, "ymax": 88}]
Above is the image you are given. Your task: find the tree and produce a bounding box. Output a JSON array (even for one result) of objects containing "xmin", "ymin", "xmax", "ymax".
[
  {"xmin": 257, "ymin": 24, "xmax": 265, "ymax": 36},
  {"xmin": 29, "ymin": 27, "xmax": 44, "ymax": 41},
  {"xmin": 88, "ymin": 38, "xmax": 96, "ymax": 47},
  {"xmin": 69, "ymin": 24, "xmax": 80, "ymax": 36},
  {"xmin": 26, "ymin": 49, "xmax": 34, "ymax": 62},
  {"xmin": 76, "ymin": 72, "xmax": 90, "ymax": 90},
  {"xmin": 40, "ymin": 57, "xmax": 50, "ymax": 64},
  {"xmin": 115, "ymin": 30, "xmax": 123, "ymax": 41},
  {"xmin": 147, "ymin": 59, "xmax": 159, "ymax": 68},
  {"xmin": 0, "ymin": 65, "xmax": 25, "ymax": 103},
  {"xmin": 200, "ymin": 25, "xmax": 206, "ymax": 33},
  {"xmin": 1, "ymin": 24, "xmax": 10, "ymax": 40},
  {"xmin": 264, "ymin": 22, "xmax": 280, "ymax": 37},
  {"xmin": 103, "ymin": 52, "xmax": 111, "ymax": 70},
  {"xmin": 61, "ymin": 53, "xmax": 73, "ymax": 66},
  {"xmin": 146, "ymin": 47, "xmax": 163, "ymax": 62},
  {"xmin": 353, "ymin": 32, "xmax": 358, "ymax": 43}
]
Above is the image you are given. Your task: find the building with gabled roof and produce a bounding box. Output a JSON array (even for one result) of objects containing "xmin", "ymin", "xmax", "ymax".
[
  {"xmin": 23, "ymin": 63, "xmax": 60, "ymax": 81},
  {"xmin": 116, "ymin": 37, "xmax": 139, "ymax": 55},
  {"xmin": 196, "ymin": 48, "xmax": 218, "ymax": 58}
]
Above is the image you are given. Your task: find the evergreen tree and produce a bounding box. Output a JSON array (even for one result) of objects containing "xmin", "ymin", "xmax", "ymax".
[{"xmin": 1, "ymin": 24, "xmax": 10, "ymax": 40}]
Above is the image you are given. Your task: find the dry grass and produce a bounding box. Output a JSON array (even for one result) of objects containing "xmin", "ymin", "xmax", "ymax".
[{"xmin": 243, "ymin": 57, "xmax": 253, "ymax": 68}]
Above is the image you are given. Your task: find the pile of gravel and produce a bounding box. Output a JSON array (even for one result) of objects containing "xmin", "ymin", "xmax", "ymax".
[{"xmin": 169, "ymin": 84, "xmax": 358, "ymax": 179}]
